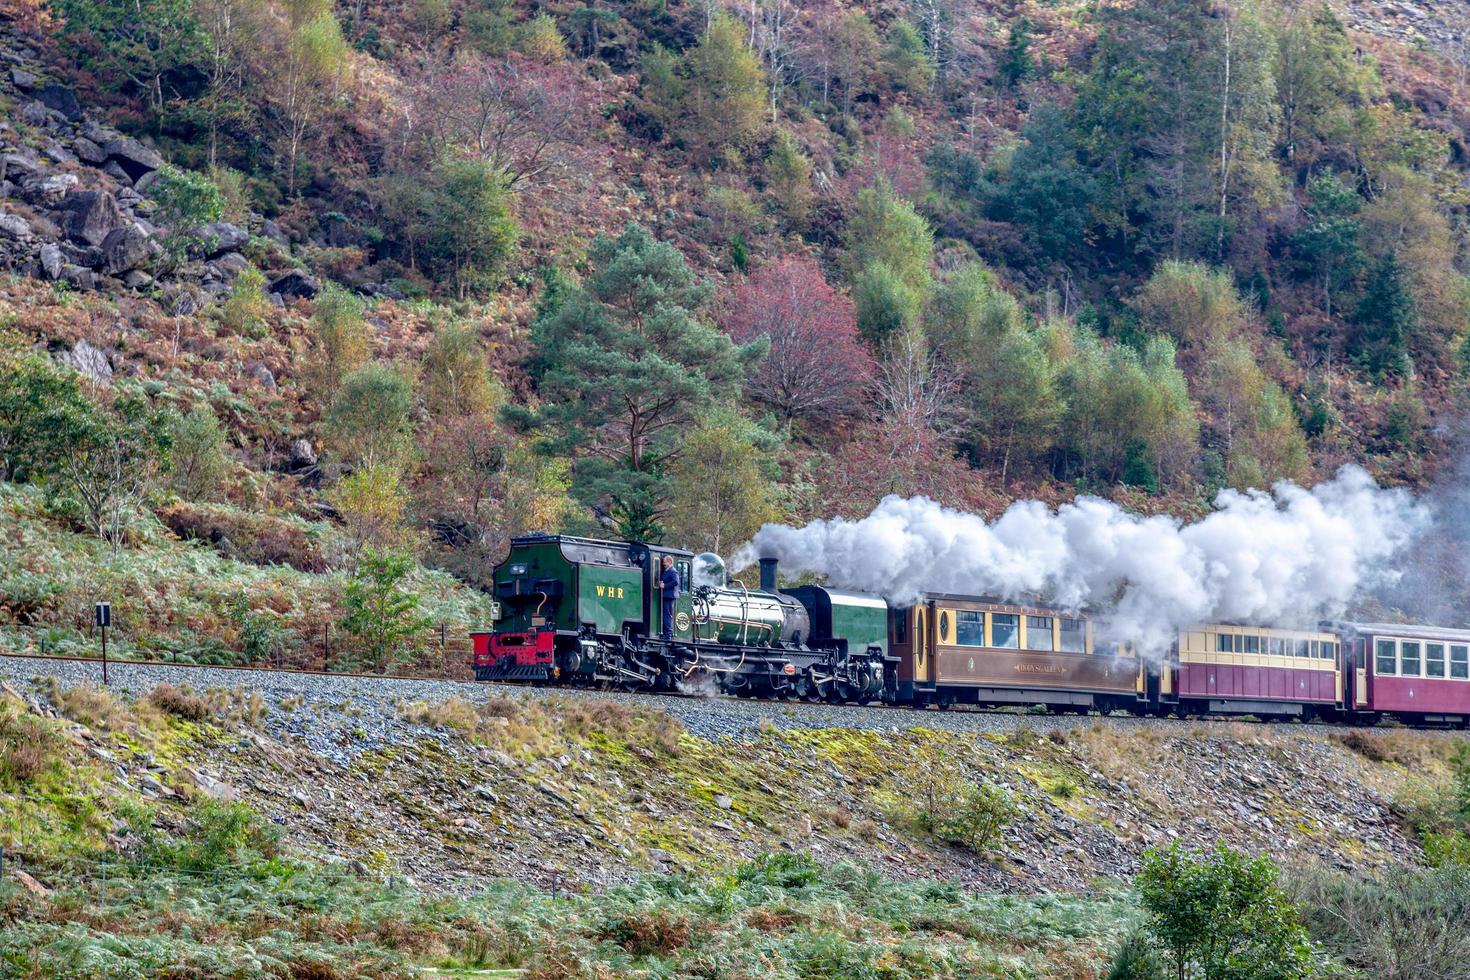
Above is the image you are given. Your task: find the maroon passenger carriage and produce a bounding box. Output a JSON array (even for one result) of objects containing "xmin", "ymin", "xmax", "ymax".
[{"xmin": 1334, "ymin": 622, "xmax": 1470, "ymax": 727}]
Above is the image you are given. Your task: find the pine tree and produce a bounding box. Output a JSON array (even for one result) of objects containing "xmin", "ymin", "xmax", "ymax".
[
  {"xmin": 996, "ymin": 16, "xmax": 1036, "ymax": 88},
  {"xmin": 1353, "ymin": 251, "xmax": 1417, "ymax": 377},
  {"xmin": 512, "ymin": 225, "xmax": 767, "ymax": 541}
]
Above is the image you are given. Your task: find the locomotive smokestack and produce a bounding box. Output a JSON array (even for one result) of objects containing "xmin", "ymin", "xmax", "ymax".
[{"xmin": 759, "ymin": 557, "xmax": 779, "ymax": 591}]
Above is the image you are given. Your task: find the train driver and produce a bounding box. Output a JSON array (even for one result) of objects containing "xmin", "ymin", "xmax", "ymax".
[{"xmin": 659, "ymin": 555, "xmax": 680, "ymax": 640}]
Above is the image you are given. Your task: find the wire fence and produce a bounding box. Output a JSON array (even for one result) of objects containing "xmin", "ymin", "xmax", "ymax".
[{"xmin": 0, "ymin": 621, "xmax": 480, "ymax": 682}]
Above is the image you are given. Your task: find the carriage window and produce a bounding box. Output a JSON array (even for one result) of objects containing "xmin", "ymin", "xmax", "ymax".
[
  {"xmin": 1296, "ymin": 639, "xmax": 1309, "ymax": 658},
  {"xmin": 1027, "ymin": 616, "xmax": 1054, "ymax": 651},
  {"xmin": 1376, "ymin": 639, "xmax": 1397, "ymax": 675},
  {"xmin": 1217, "ymin": 633, "xmax": 1233, "ymax": 653},
  {"xmin": 1427, "ymin": 643, "xmax": 1446, "ymax": 678},
  {"xmin": 955, "ymin": 610, "xmax": 984, "ymax": 647},
  {"xmin": 1453, "ymin": 645, "xmax": 1469, "ymax": 679},
  {"xmin": 1243, "ymin": 634, "xmax": 1260, "ymax": 654},
  {"xmin": 1309, "ymin": 640, "xmax": 1319, "ymax": 658},
  {"xmin": 991, "ymin": 613, "xmax": 1020, "ymax": 649},
  {"xmin": 1059, "ymin": 618, "xmax": 1086, "ymax": 653},
  {"xmin": 1401, "ymin": 641, "xmax": 1422, "ymax": 676},
  {"xmin": 892, "ymin": 612, "xmax": 908, "ymax": 645}
]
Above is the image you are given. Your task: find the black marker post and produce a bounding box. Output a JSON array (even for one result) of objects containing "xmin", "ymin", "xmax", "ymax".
[{"xmin": 95, "ymin": 601, "xmax": 111, "ymax": 686}]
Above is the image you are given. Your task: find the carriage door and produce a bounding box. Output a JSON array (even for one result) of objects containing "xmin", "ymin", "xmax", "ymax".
[
  {"xmin": 914, "ymin": 605, "xmax": 932, "ymax": 684},
  {"xmin": 1354, "ymin": 637, "xmax": 1369, "ymax": 708}
]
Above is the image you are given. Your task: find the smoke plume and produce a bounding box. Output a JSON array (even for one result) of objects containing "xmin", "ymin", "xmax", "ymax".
[{"xmin": 733, "ymin": 465, "xmax": 1428, "ymax": 655}]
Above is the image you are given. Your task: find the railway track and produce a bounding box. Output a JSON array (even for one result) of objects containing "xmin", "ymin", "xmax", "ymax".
[{"xmin": 4, "ymin": 650, "xmax": 1457, "ymax": 742}]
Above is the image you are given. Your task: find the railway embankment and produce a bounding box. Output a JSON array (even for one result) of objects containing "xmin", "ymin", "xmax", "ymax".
[{"xmin": 0, "ymin": 656, "xmax": 1450, "ymax": 898}]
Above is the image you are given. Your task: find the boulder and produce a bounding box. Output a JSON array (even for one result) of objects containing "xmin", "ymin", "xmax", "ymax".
[
  {"xmin": 133, "ymin": 170, "xmax": 159, "ymax": 194},
  {"xmin": 0, "ymin": 151, "xmax": 41, "ymax": 180},
  {"xmin": 0, "ymin": 211, "xmax": 29, "ymax": 239},
  {"xmin": 37, "ymin": 243, "xmax": 61, "ymax": 279},
  {"xmin": 270, "ymin": 269, "xmax": 318, "ymax": 300},
  {"xmin": 99, "ymin": 225, "xmax": 156, "ymax": 275},
  {"xmin": 207, "ymin": 251, "xmax": 248, "ymax": 279},
  {"xmin": 59, "ymin": 265, "xmax": 98, "ymax": 291},
  {"xmin": 288, "ymin": 438, "xmax": 317, "ymax": 470},
  {"xmin": 122, "ymin": 269, "xmax": 153, "ymax": 290},
  {"xmin": 195, "ymin": 221, "xmax": 249, "ymax": 257},
  {"xmin": 164, "ymin": 285, "xmax": 203, "ymax": 317},
  {"xmin": 71, "ymin": 136, "xmax": 106, "ymax": 165},
  {"xmin": 19, "ymin": 101, "xmax": 47, "ymax": 127},
  {"xmin": 60, "ymin": 339, "xmax": 111, "ymax": 381},
  {"xmin": 57, "ymin": 190, "xmax": 125, "ymax": 246},
  {"xmin": 260, "ymin": 218, "xmax": 289, "ymax": 245},
  {"xmin": 35, "ymin": 82, "xmax": 81, "ymax": 121},
  {"xmin": 25, "ymin": 172, "xmax": 77, "ymax": 204},
  {"xmin": 246, "ymin": 362, "xmax": 277, "ymax": 392},
  {"xmin": 9, "ymin": 68, "xmax": 36, "ymax": 89},
  {"xmin": 101, "ymin": 137, "xmax": 163, "ymax": 181},
  {"xmin": 42, "ymin": 141, "xmax": 75, "ymax": 165}
]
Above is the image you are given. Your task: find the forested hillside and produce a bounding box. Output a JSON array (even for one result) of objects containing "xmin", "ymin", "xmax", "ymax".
[{"xmin": 3, "ymin": 0, "xmax": 1470, "ymax": 657}]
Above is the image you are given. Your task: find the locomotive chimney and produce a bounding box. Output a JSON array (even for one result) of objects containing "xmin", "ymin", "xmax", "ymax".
[{"xmin": 759, "ymin": 557, "xmax": 779, "ymax": 591}]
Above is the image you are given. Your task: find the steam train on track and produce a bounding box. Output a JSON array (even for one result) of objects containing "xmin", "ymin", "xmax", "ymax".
[{"xmin": 472, "ymin": 534, "xmax": 1470, "ymax": 727}]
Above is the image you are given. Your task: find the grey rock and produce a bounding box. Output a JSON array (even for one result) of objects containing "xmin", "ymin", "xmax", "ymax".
[
  {"xmin": 245, "ymin": 362, "xmax": 277, "ymax": 391},
  {"xmin": 205, "ymin": 251, "xmax": 248, "ymax": 281},
  {"xmin": 132, "ymin": 170, "xmax": 159, "ymax": 195},
  {"xmin": 0, "ymin": 211, "xmax": 29, "ymax": 239},
  {"xmin": 35, "ymin": 82, "xmax": 81, "ymax": 121},
  {"xmin": 26, "ymin": 172, "xmax": 77, "ymax": 203},
  {"xmin": 166, "ymin": 286, "xmax": 203, "ymax": 317},
  {"xmin": 38, "ymin": 243, "xmax": 61, "ymax": 279},
  {"xmin": 270, "ymin": 269, "xmax": 318, "ymax": 299},
  {"xmin": 0, "ymin": 151, "xmax": 41, "ymax": 180},
  {"xmin": 19, "ymin": 101, "xmax": 47, "ymax": 127},
  {"xmin": 122, "ymin": 270, "xmax": 153, "ymax": 290},
  {"xmin": 99, "ymin": 224, "xmax": 155, "ymax": 274},
  {"xmin": 57, "ymin": 190, "xmax": 125, "ymax": 247},
  {"xmin": 102, "ymin": 160, "xmax": 129, "ymax": 183},
  {"xmin": 72, "ymin": 136, "xmax": 106, "ymax": 165},
  {"xmin": 261, "ymin": 219, "xmax": 289, "ymax": 245},
  {"xmin": 10, "ymin": 68, "xmax": 36, "ymax": 89},
  {"xmin": 195, "ymin": 221, "xmax": 249, "ymax": 257},
  {"xmin": 60, "ymin": 339, "xmax": 111, "ymax": 381},
  {"xmin": 289, "ymin": 438, "xmax": 317, "ymax": 470},
  {"xmin": 102, "ymin": 137, "xmax": 163, "ymax": 181},
  {"xmin": 42, "ymin": 141, "xmax": 75, "ymax": 165}
]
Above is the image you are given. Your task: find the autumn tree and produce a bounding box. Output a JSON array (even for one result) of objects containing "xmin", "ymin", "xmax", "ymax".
[
  {"xmin": 512, "ymin": 224, "xmax": 766, "ymax": 540},
  {"xmin": 1198, "ymin": 338, "xmax": 1308, "ymax": 488},
  {"xmin": 387, "ymin": 155, "xmax": 519, "ymax": 298},
  {"xmin": 881, "ymin": 19, "xmax": 933, "ymax": 95},
  {"xmin": 58, "ymin": 0, "xmax": 205, "ymax": 130},
  {"xmin": 846, "ymin": 181, "xmax": 934, "ymax": 342},
  {"xmin": 417, "ymin": 55, "xmax": 587, "ymax": 191},
  {"xmin": 1273, "ymin": 3, "xmax": 1371, "ymax": 170},
  {"xmin": 168, "ymin": 404, "xmax": 232, "ymax": 502},
  {"xmin": 307, "ymin": 283, "xmax": 370, "ymax": 395},
  {"xmin": 664, "ymin": 411, "xmax": 780, "ymax": 555},
  {"xmin": 721, "ymin": 255, "xmax": 873, "ymax": 427},
  {"xmin": 262, "ymin": 0, "xmax": 348, "ymax": 196},
  {"xmin": 339, "ymin": 549, "xmax": 429, "ymax": 671},
  {"xmin": 765, "ymin": 130, "xmax": 813, "ymax": 228},
  {"xmin": 325, "ymin": 363, "xmax": 415, "ymax": 467},
  {"xmin": 329, "ymin": 461, "xmax": 412, "ymax": 561},
  {"xmin": 421, "ymin": 321, "xmax": 499, "ymax": 419},
  {"xmin": 642, "ymin": 14, "xmax": 766, "ymax": 164}
]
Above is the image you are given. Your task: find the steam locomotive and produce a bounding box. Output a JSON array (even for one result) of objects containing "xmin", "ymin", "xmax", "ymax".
[{"xmin": 473, "ymin": 534, "xmax": 1470, "ymax": 726}]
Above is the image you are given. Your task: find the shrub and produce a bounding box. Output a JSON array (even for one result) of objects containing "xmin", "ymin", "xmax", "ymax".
[
  {"xmin": 736, "ymin": 852, "xmax": 822, "ymax": 889},
  {"xmin": 168, "ymin": 405, "xmax": 231, "ymax": 502},
  {"xmin": 132, "ymin": 799, "xmax": 283, "ymax": 873},
  {"xmin": 1134, "ymin": 843, "xmax": 1314, "ymax": 980},
  {"xmin": 146, "ymin": 683, "xmax": 211, "ymax": 721},
  {"xmin": 219, "ymin": 265, "xmax": 271, "ymax": 337},
  {"xmin": 1290, "ymin": 865, "xmax": 1470, "ymax": 980},
  {"xmin": 0, "ymin": 706, "xmax": 60, "ymax": 784},
  {"xmin": 324, "ymin": 364, "xmax": 414, "ymax": 466},
  {"xmin": 309, "ymin": 283, "xmax": 370, "ymax": 395}
]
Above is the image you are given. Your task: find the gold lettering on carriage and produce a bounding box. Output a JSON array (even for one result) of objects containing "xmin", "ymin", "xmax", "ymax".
[{"xmin": 1015, "ymin": 663, "xmax": 1067, "ymax": 674}]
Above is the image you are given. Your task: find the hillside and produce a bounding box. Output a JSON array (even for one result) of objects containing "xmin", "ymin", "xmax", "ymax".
[{"xmin": 1, "ymin": 664, "xmax": 1465, "ymax": 976}]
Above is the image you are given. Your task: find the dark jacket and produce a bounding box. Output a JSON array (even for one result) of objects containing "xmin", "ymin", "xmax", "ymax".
[{"xmin": 660, "ymin": 566, "xmax": 680, "ymax": 601}]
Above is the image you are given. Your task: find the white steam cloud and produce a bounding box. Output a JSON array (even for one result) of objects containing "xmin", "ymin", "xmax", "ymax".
[{"xmin": 732, "ymin": 465, "xmax": 1428, "ymax": 655}]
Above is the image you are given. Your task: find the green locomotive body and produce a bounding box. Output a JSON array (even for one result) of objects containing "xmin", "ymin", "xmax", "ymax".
[{"xmin": 474, "ymin": 535, "xmax": 893, "ymax": 701}]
